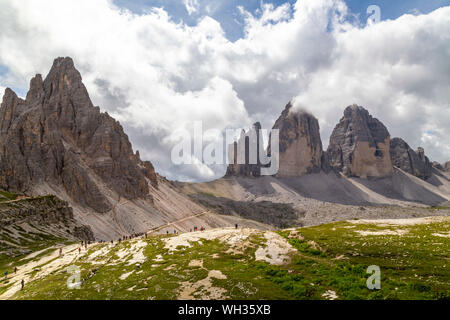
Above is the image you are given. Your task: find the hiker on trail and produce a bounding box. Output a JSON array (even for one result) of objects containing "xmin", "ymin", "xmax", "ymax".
[
  {"xmin": 78, "ymin": 247, "xmax": 81, "ymax": 254},
  {"xmin": 14, "ymin": 266, "xmax": 17, "ymax": 274},
  {"xmin": 21, "ymin": 279, "xmax": 25, "ymax": 290},
  {"xmin": 235, "ymin": 223, "xmax": 238, "ymax": 229},
  {"xmin": 59, "ymin": 248, "xmax": 62, "ymax": 257},
  {"xmin": 81, "ymin": 241, "xmax": 84, "ymax": 246},
  {"xmin": 4, "ymin": 270, "xmax": 8, "ymax": 279}
]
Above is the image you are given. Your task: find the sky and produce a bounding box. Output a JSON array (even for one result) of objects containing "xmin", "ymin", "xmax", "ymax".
[{"xmin": 0, "ymin": 0, "xmax": 449, "ymax": 182}]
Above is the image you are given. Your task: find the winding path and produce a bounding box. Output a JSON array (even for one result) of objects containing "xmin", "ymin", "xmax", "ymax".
[{"xmin": 147, "ymin": 211, "xmax": 213, "ymax": 234}]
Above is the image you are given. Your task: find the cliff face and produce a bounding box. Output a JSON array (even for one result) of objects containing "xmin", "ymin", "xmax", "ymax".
[
  {"xmin": 390, "ymin": 138, "xmax": 432, "ymax": 180},
  {"xmin": 445, "ymin": 162, "xmax": 450, "ymax": 172},
  {"xmin": 327, "ymin": 105, "xmax": 393, "ymax": 179},
  {"xmin": 226, "ymin": 122, "xmax": 263, "ymax": 177},
  {"xmin": 226, "ymin": 102, "xmax": 325, "ymax": 178},
  {"xmin": 0, "ymin": 194, "xmax": 94, "ymax": 245},
  {"xmin": 270, "ymin": 103, "xmax": 323, "ymax": 177},
  {"xmin": 0, "ymin": 57, "xmax": 157, "ymax": 213}
]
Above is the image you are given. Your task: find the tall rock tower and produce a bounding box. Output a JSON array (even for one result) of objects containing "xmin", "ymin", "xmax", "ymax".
[
  {"xmin": 327, "ymin": 104, "xmax": 393, "ymax": 178},
  {"xmin": 269, "ymin": 102, "xmax": 323, "ymax": 177}
]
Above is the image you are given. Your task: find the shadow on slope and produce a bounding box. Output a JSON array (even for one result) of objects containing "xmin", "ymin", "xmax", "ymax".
[{"xmin": 190, "ymin": 193, "xmax": 303, "ymax": 229}]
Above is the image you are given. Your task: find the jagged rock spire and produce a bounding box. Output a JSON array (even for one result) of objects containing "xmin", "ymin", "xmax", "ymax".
[
  {"xmin": 269, "ymin": 102, "xmax": 323, "ymax": 177},
  {"xmin": 0, "ymin": 57, "xmax": 157, "ymax": 212},
  {"xmin": 327, "ymin": 104, "xmax": 393, "ymax": 178}
]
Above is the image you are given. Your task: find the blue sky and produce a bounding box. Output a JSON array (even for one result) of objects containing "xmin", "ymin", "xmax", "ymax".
[{"xmin": 113, "ymin": 0, "xmax": 450, "ymax": 40}]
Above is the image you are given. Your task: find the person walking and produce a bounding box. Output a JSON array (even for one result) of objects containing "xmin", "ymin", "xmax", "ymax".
[
  {"xmin": 59, "ymin": 248, "xmax": 62, "ymax": 257},
  {"xmin": 21, "ymin": 279, "xmax": 25, "ymax": 290},
  {"xmin": 4, "ymin": 270, "xmax": 8, "ymax": 279},
  {"xmin": 14, "ymin": 266, "xmax": 17, "ymax": 274},
  {"xmin": 235, "ymin": 223, "xmax": 238, "ymax": 229}
]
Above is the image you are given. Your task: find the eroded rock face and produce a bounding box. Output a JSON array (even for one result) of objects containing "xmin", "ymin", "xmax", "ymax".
[
  {"xmin": 444, "ymin": 162, "xmax": 450, "ymax": 172},
  {"xmin": 390, "ymin": 138, "xmax": 432, "ymax": 179},
  {"xmin": 327, "ymin": 105, "xmax": 393, "ymax": 178},
  {"xmin": 0, "ymin": 57, "xmax": 157, "ymax": 212},
  {"xmin": 226, "ymin": 122, "xmax": 263, "ymax": 177},
  {"xmin": 270, "ymin": 103, "xmax": 323, "ymax": 177},
  {"xmin": 0, "ymin": 195, "xmax": 94, "ymax": 242}
]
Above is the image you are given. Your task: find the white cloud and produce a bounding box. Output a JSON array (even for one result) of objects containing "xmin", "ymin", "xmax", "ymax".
[
  {"xmin": 183, "ymin": 0, "xmax": 199, "ymax": 15},
  {"xmin": 292, "ymin": 7, "xmax": 450, "ymax": 163},
  {"xmin": 0, "ymin": 0, "xmax": 449, "ymax": 181}
]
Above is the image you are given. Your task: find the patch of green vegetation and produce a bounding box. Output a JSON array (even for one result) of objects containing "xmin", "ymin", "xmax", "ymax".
[
  {"xmin": 427, "ymin": 206, "xmax": 450, "ymax": 211},
  {"xmin": 0, "ymin": 190, "xmax": 19, "ymax": 202},
  {"xmin": 3, "ymin": 218, "xmax": 449, "ymax": 300},
  {"xmin": 276, "ymin": 219, "xmax": 450, "ymax": 300},
  {"xmin": 198, "ymin": 192, "xmax": 217, "ymax": 198}
]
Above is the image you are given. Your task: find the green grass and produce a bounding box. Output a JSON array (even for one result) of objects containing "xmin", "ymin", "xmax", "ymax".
[
  {"xmin": 0, "ymin": 190, "xmax": 19, "ymax": 202},
  {"xmin": 2, "ymin": 218, "xmax": 449, "ymax": 300}
]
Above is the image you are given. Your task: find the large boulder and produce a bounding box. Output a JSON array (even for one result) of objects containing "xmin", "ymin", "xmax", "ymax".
[
  {"xmin": 327, "ymin": 104, "xmax": 393, "ymax": 178},
  {"xmin": 0, "ymin": 57, "xmax": 157, "ymax": 212},
  {"xmin": 390, "ymin": 137, "xmax": 432, "ymax": 179}
]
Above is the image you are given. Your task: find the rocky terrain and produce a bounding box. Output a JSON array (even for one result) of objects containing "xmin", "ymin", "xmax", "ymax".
[
  {"xmin": 214, "ymin": 101, "xmax": 450, "ymax": 227},
  {"xmin": 390, "ymin": 138, "xmax": 432, "ymax": 180},
  {"xmin": 0, "ymin": 58, "xmax": 263, "ymax": 241},
  {"xmin": 0, "ymin": 190, "xmax": 93, "ymax": 258},
  {"xmin": 1, "ymin": 57, "xmax": 448, "ymax": 243}
]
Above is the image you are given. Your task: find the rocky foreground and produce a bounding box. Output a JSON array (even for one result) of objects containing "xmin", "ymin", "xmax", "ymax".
[{"xmin": 0, "ymin": 216, "xmax": 448, "ymax": 300}]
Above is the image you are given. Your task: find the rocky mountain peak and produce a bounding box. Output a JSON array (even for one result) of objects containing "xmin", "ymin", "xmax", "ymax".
[
  {"xmin": 226, "ymin": 122, "xmax": 264, "ymax": 177},
  {"xmin": 26, "ymin": 74, "xmax": 44, "ymax": 102},
  {"xmin": 327, "ymin": 105, "xmax": 393, "ymax": 178},
  {"xmin": 0, "ymin": 57, "xmax": 157, "ymax": 213},
  {"xmin": 445, "ymin": 161, "xmax": 450, "ymax": 172},
  {"xmin": 270, "ymin": 102, "xmax": 323, "ymax": 177},
  {"xmin": 389, "ymin": 138, "xmax": 432, "ymax": 180}
]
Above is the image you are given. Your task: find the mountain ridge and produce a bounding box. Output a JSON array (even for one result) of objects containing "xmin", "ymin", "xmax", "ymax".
[{"xmin": 0, "ymin": 57, "xmax": 449, "ymax": 241}]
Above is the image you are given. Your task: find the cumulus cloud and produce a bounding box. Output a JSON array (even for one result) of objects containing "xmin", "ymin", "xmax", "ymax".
[{"xmin": 0, "ymin": 0, "xmax": 449, "ymax": 181}]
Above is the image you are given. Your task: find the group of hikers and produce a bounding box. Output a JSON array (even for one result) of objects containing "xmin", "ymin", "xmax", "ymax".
[
  {"xmin": 3, "ymin": 266, "xmax": 25, "ymax": 291},
  {"xmin": 3, "ymin": 223, "xmax": 241, "ymax": 292},
  {"xmin": 117, "ymin": 232, "xmax": 147, "ymax": 244}
]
